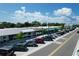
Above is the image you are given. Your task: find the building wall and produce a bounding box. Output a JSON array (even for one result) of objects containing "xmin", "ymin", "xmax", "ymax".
[{"xmin": 0, "ymin": 36, "xmax": 9, "ymax": 42}]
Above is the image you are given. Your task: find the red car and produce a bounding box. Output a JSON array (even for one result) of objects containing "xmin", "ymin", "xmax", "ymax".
[{"xmin": 35, "ymin": 37, "xmax": 45, "ymax": 44}]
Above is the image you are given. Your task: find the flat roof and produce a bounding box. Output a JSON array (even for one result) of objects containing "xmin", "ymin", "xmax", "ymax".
[
  {"xmin": 0, "ymin": 28, "xmax": 35, "ymax": 36},
  {"xmin": 0, "ymin": 26, "xmax": 60, "ymax": 36},
  {"xmin": 21, "ymin": 29, "xmax": 35, "ymax": 33}
]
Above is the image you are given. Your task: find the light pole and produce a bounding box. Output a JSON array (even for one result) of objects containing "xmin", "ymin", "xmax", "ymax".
[{"xmin": 46, "ymin": 13, "xmax": 49, "ymax": 34}]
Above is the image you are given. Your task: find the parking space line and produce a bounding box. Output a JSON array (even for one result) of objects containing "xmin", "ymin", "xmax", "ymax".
[
  {"xmin": 61, "ymin": 38, "xmax": 67, "ymax": 40},
  {"xmin": 53, "ymin": 41, "xmax": 62, "ymax": 44}
]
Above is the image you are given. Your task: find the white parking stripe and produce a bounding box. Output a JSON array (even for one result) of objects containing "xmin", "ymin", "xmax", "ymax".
[
  {"xmin": 61, "ymin": 38, "xmax": 67, "ymax": 40},
  {"xmin": 53, "ymin": 41, "xmax": 62, "ymax": 44}
]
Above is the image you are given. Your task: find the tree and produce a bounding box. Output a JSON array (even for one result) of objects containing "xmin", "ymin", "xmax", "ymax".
[
  {"xmin": 1, "ymin": 22, "xmax": 9, "ymax": 28},
  {"xmin": 31, "ymin": 21, "xmax": 41, "ymax": 27},
  {"xmin": 23, "ymin": 22, "xmax": 31, "ymax": 27},
  {"xmin": 42, "ymin": 23, "xmax": 47, "ymax": 26},
  {"xmin": 8, "ymin": 23, "xmax": 16, "ymax": 28},
  {"xmin": 16, "ymin": 23, "xmax": 23, "ymax": 28},
  {"xmin": 0, "ymin": 21, "xmax": 66, "ymax": 28},
  {"xmin": 0, "ymin": 22, "xmax": 16, "ymax": 28},
  {"xmin": 16, "ymin": 32, "xmax": 24, "ymax": 42}
]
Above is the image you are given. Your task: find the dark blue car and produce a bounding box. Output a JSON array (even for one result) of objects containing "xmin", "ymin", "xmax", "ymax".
[
  {"xmin": 13, "ymin": 42, "xmax": 28, "ymax": 51},
  {"xmin": 0, "ymin": 45, "xmax": 15, "ymax": 56}
]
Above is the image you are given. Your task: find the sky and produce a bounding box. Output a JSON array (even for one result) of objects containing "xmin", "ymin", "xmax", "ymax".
[{"xmin": 0, "ymin": 3, "xmax": 79, "ymax": 24}]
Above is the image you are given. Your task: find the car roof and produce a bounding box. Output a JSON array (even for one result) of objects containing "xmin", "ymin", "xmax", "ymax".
[
  {"xmin": 0, "ymin": 45, "xmax": 13, "ymax": 50},
  {"xmin": 16, "ymin": 42, "xmax": 27, "ymax": 45},
  {"xmin": 36, "ymin": 34, "xmax": 48, "ymax": 38}
]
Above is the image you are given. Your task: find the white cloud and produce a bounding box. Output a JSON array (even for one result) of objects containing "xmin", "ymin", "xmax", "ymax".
[
  {"xmin": 0, "ymin": 6, "xmax": 78, "ymax": 24},
  {"xmin": 21, "ymin": 6, "xmax": 26, "ymax": 12},
  {"xmin": 71, "ymin": 16, "xmax": 79, "ymax": 24},
  {"xmin": 11, "ymin": 7, "xmax": 72, "ymax": 23},
  {"xmin": 11, "ymin": 6, "xmax": 50, "ymax": 23},
  {"xmin": 53, "ymin": 8, "xmax": 72, "ymax": 16},
  {"xmin": 49, "ymin": 16, "xmax": 67, "ymax": 23}
]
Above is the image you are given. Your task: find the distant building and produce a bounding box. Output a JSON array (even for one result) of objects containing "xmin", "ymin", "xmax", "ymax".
[{"xmin": 0, "ymin": 26, "xmax": 60, "ymax": 43}]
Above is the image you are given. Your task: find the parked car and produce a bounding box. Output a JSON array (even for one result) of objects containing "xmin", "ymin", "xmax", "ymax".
[
  {"xmin": 77, "ymin": 31, "xmax": 79, "ymax": 33},
  {"xmin": 53, "ymin": 33, "xmax": 59, "ymax": 38},
  {"xmin": 35, "ymin": 37, "xmax": 45, "ymax": 44},
  {"xmin": 69, "ymin": 29, "xmax": 73, "ymax": 31},
  {"xmin": 13, "ymin": 42, "xmax": 28, "ymax": 51},
  {"xmin": 43, "ymin": 35, "xmax": 53, "ymax": 41},
  {"xmin": 60, "ymin": 31, "xmax": 66, "ymax": 35},
  {"xmin": 26, "ymin": 40, "xmax": 38, "ymax": 47},
  {"xmin": 65, "ymin": 29, "xmax": 70, "ymax": 33},
  {"xmin": 56, "ymin": 31, "xmax": 64, "ymax": 36},
  {"xmin": 0, "ymin": 46, "xmax": 15, "ymax": 56},
  {"xmin": 49, "ymin": 34, "xmax": 56, "ymax": 39}
]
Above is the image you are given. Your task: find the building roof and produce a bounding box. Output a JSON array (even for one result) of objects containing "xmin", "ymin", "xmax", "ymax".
[
  {"xmin": 0, "ymin": 28, "xmax": 35, "ymax": 36},
  {"xmin": 21, "ymin": 29, "xmax": 35, "ymax": 33},
  {"xmin": 0, "ymin": 26, "xmax": 60, "ymax": 36}
]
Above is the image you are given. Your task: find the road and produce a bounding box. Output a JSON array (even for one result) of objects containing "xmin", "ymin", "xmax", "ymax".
[
  {"xmin": 51, "ymin": 30, "xmax": 79, "ymax": 56},
  {"xmin": 29, "ymin": 28, "xmax": 79, "ymax": 56}
]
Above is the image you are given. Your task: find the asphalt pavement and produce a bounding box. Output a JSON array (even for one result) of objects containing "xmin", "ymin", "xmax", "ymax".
[
  {"xmin": 52, "ymin": 31, "xmax": 79, "ymax": 56},
  {"xmin": 29, "ymin": 42, "xmax": 60, "ymax": 56}
]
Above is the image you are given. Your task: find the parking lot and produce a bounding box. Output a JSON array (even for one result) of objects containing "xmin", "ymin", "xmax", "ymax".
[
  {"xmin": 0, "ymin": 27, "xmax": 77, "ymax": 56},
  {"xmin": 14, "ymin": 28, "xmax": 76, "ymax": 56}
]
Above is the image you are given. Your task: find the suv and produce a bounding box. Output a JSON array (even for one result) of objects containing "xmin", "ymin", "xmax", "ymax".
[
  {"xmin": 43, "ymin": 35, "xmax": 53, "ymax": 41},
  {"xmin": 0, "ymin": 46, "xmax": 15, "ymax": 56},
  {"xmin": 13, "ymin": 42, "xmax": 28, "ymax": 51}
]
